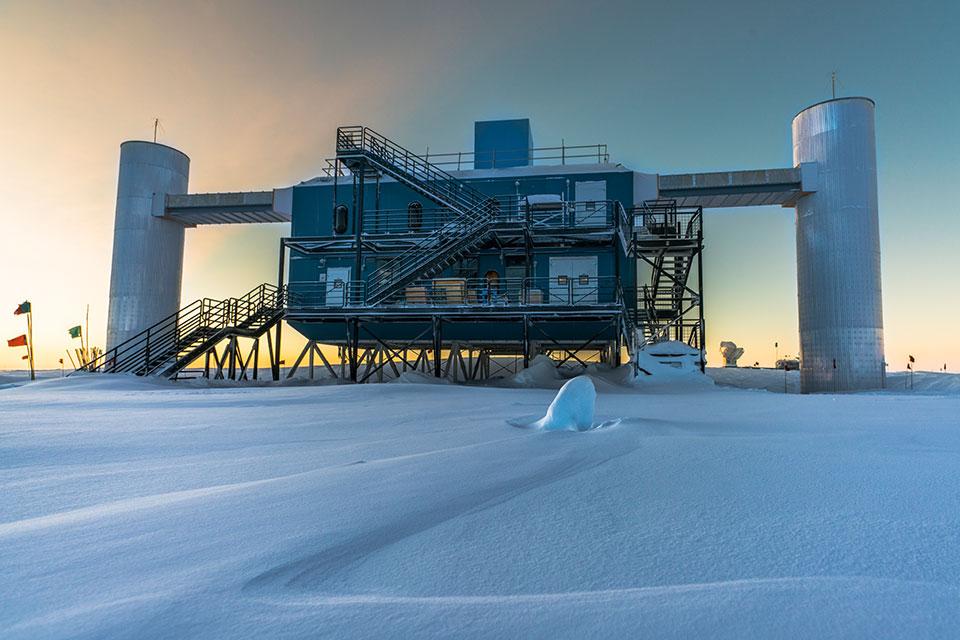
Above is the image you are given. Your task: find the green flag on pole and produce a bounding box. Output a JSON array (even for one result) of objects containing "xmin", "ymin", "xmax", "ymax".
[
  {"xmin": 68, "ymin": 325, "xmax": 82, "ymax": 339},
  {"xmin": 14, "ymin": 301, "xmax": 31, "ymax": 315}
]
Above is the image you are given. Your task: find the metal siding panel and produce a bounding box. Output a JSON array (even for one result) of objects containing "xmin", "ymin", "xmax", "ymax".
[
  {"xmin": 793, "ymin": 98, "xmax": 884, "ymax": 392},
  {"xmin": 107, "ymin": 142, "xmax": 189, "ymax": 351}
]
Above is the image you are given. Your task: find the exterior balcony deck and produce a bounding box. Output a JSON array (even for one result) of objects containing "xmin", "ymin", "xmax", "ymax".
[{"xmin": 285, "ymin": 276, "xmax": 626, "ymax": 323}]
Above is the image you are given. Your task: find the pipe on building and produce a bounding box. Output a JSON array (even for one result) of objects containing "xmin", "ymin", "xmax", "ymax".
[
  {"xmin": 792, "ymin": 97, "xmax": 885, "ymax": 392},
  {"xmin": 106, "ymin": 141, "xmax": 190, "ymax": 351}
]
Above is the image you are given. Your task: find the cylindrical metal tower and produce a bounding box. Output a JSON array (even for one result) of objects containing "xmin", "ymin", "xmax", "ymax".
[
  {"xmin": 106, "ymin": 141, "xmax": 190, "ymax": 351},
  {"xmin": 792, "ymin": 97, "xmax": 884, "ymax": 392}
]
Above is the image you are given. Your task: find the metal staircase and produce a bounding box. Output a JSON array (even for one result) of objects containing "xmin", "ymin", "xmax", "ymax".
[
  {"xmin": 79, "ymin": 284, "xmax": 286, "ymax": 379},
  {"xmin": 335, "ymin": 126, "xmax": 497, "ymax": 305},
  {"xmin": 616, "ymin": 199, "xmax": 703, "ymax": 350},
  {"xmin": 636, "ymin": 257, "xmax": 690, "ymax": 340}
]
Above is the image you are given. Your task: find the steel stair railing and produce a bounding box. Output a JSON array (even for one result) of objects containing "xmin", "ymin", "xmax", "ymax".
[
  {"xmin": 77, "ymin": 283, "xmax": 287, "ymax": 378},
  {"xmin": 337, "ymin": 127, "xmax": 490, "ymax": 213},
  {"xmin": 336, "ymin": 127, "xmax": 497, "ymax": 305},
  {"xmin": 625, "ymin": 200, "xmax": 703, "ymax": 347}
]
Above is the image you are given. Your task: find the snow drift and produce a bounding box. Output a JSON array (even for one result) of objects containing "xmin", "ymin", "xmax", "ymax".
[
  {"xmin": 3, "ymin": 371, "xmax": 960, "ymax": 638},
  {"xmin": 534, "ymin": 376, "xmax": 597, "ymax": 431},
  {"xmin": 510, "ymin": 354, "xmax": 562, "ymax": 387}
]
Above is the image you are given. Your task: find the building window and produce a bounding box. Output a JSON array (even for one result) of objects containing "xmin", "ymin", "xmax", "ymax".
[
  {"xmin": 407, "ymin": 201, "xmax": 423, "ymax": 230},
  {"xmin": 333, "ymin": 204, "xmax": 349, "ymax": 234}
]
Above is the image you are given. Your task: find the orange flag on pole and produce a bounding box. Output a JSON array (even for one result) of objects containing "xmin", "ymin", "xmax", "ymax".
[{"xmin": 7, "ymin": 334, "xmax": 28, "ymax": 347}]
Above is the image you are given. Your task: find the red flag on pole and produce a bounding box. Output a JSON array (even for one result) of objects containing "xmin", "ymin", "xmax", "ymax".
[{"xmin": 7, "ymin": 334, "xmax": 27, "ymax": 347}]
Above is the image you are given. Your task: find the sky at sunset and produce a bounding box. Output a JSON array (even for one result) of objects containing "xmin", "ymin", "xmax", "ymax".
[{"xmin": 1, "ymin": 0, "xmax": 958, "ymax": 371}]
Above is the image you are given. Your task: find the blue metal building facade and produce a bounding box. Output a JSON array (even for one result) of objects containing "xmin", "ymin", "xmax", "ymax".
[
  {"xmin": 278, "ymin": 120, "xmax": 705, "ymax": 380},
  {"xmin": 287, "ymin": 166, "xmax": 635, "ymax": 342}
]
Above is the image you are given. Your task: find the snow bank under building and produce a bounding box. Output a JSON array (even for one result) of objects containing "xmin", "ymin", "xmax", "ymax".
[
  {"xmin": 509, "ymin": 354, "xmax": 562, "ymax": 387},
  {"xmin": 592, "ymin": 341, "xmax": 714, "ymax": 391},
  {"xmin": 506, "ymin": 343, "xmax": 714, "ymax": 392},
  {"xmin": 392, "ymin": 370, "xmax": 452, "ymax": 385}
]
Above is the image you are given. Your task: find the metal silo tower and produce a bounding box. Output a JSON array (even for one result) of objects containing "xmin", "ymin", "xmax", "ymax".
[
  {"xmin": 105, "ymin": 141, "xmax": 190, "ymax": 351},
  {"xmin": 792, "ymin": 97, "xmax": 885, "ymax": 392}
]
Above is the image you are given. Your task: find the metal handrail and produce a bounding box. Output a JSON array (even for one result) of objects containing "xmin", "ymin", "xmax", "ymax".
[
  {"xmin": 421, "ymin": 143, "xmax": 609, "ymax": 171},
  {"xmin": 337, "ymin": 127, "xmax": 491, "ymax": 212},
  {"xmin": 91, "ymin": 300, "xmax": 205, "ymax": 374},
  {"xmin": 335, "ymin": 126, "xmax": 621, "ymax": 307},
  {"xmin": 363, "ymin": 204, "xmax": 507, "ymax": 235},
  {"xmin": 318, "ymin": 142, "xmax": 609, "ymax": 177},
  {"xmin": 288, "ymin": 276, "xmax": 621, "ymax": 309},
  {"xmin": 336, "ymin": 126, "xmax": 499, "ymax": 303},
  {"xmin": 78, "ymin": 283, "xmax": 285, "ymax": 375},
  {"xmin": 362, "ymin": 197, "xmax": 618, "ymax": 234},
  {"xmin": 364, "ymin": 224, "xmax": 488, "ymax": 302},
  {"xmin": 630, "ymin": 200, "xmax": 702, "ymax": 240},
  {"xmin": 287, "ymin": 280, "xmax": 367, "ymax": 308}
]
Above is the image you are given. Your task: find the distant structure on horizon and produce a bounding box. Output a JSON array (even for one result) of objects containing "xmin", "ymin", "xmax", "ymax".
[
  {"xmin": 92, "ymin": 97, "xmax": 885, "ymax": 393},
  {"xmin": 720, "ymin": 342, "xmax": 745, "ymax": 368}
]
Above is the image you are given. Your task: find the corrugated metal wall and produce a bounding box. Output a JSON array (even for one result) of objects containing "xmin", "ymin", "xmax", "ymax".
[
  {"xmin": 793, "ymin": 98, "xmax": 885, "ymax": 392},
  {"xmin": 106, "ymin": 142, "xmax": 190, "ymax": 351}
]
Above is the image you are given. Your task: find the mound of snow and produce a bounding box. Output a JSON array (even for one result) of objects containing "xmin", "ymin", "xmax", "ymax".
[
  {"xmin": 708, "ymin": 367, "xmax": 800, "ymax": 393},
  {"xmin": 392, "ymin": 370, "xmax": 451, "ymax": 385},
  {"xmin": 884, "ymin": 371, "xmax": 960, "ymax": 395},
  {"xmin": 640, "ymin": 340, "xmax": 703, "ymax": 369},
  {"xmin": 640, "ymin": 341, "xmax": 709, "ymax": 377},
  {"xmin": 534, "ymin": 376, "xmax": 597, "ymax": 431},
  {"xmin": 592, "ymin": 341, "xmax": 714, "ymax": 390},
  {"xmin": 511, "ymin": 354, "xmax": 561, "ymax": 388}
]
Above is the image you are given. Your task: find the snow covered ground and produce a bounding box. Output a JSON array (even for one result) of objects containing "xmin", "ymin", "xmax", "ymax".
[
  {"xmin": 2, "ymin": 370, "xmax": 960, "ymax": 638},
  {"xmin": 709, "ymin": 366, "xmax": 960, "ymax": 395},
  {"xmin": 0, "ymin": 369, "xmax": 63, "ymax": 390}
]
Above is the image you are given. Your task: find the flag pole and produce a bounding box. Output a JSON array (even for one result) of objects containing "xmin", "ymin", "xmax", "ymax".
[
  {"xmin": 84, "ymin": 304, "xmax": 90, "ymax": 365},
  {"xmin": 26, "ymin": 308, "xmax": 35, "ymax": 381}
]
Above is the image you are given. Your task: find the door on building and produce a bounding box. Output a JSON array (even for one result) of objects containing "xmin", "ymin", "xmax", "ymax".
[
  {"xmin": 574, "ymin": 180, "xmax": 607, "ymax": 227},
  {"xmin": 325, "ymin": 266, "xmax": 352, "ymax": 307},
  {"xmin": 549, "ymin": 256, "xmax": 599, "ymax": 305}
]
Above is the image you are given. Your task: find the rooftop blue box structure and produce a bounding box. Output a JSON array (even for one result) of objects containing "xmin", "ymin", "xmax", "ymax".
[{"xmin": 474, "ymin": 119, "xmax": 533, "ymax": 169}]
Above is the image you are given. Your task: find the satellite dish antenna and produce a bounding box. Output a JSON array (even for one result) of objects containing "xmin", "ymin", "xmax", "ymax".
[{"xmin": 720, "ymin": 341, "xmax": 745, "ymax": 368}]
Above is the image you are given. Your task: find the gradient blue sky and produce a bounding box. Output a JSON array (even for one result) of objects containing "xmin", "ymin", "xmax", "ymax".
[{"xmin": 1, "ymin": 0, "xmax": 957, "ymax": 369}]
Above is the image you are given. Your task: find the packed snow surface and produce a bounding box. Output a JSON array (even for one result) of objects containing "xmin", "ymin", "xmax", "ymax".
[
  {"xmin": 709, "ymin": 367, "xmax": 960, "ymax": 395},
  {"xmin": 509, "ymin": 354, "xmax": 561, "ymax": 387},
  {"xmin": 2, "ymin": 372, "xmax": 960, "ymax": 638}
]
